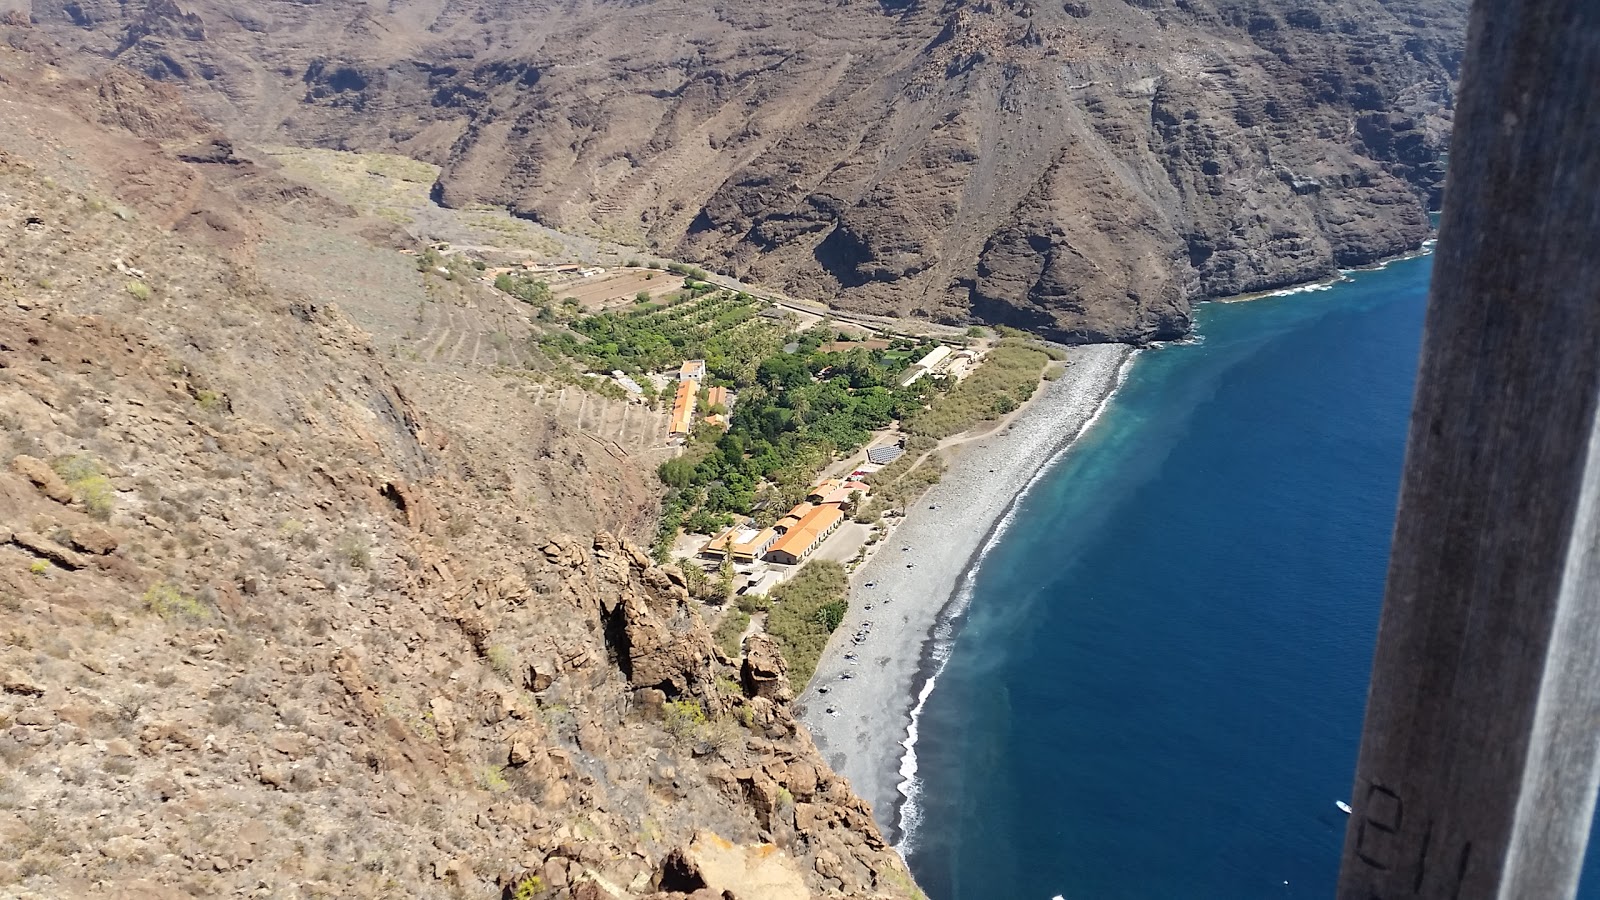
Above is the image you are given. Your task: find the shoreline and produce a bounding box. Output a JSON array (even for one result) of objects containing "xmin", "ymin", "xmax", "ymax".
[
  {"xmin": 1214, "ymin": 238, "xmax": 1439, "ymax": 304},
  {"xmin": 794, "ymin": 342, "xmax": 1136, "ymax": 846}
]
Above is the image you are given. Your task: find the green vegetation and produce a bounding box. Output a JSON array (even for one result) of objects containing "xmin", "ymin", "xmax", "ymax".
[
  {"xmin": 661, "ymin": 699, "xmax": 708, "ymax": 742},
  {"xmin": 51, "ymin": 454, "xmax": 113, "ymax": 520},
  {"xmin": 415, "ymin": 247, "xmax": 446, "ymax": 273},
  {"xmin": 28, "ymin": 560, "xmax": 48, "ymax": 576},
  {"xmin": 510, "ymin": 876, "xmax": 546, "ymax": 900},
  {"xmin": 655, "ymin": 328, "xmax": 939, "ymax": 529},
  {"xmin": 764, "ymin": 560, "xmax": 848, "ymax": 686},
  {"xmin": 815, "ymin": 598, "xmax": 848, "ymax": 632},
  {"xmin": 495, "ymin": 271, "xmax": 554, "ymax": 306},
  {"xmin": 125, "ymin": 280, "xmax": 151, "ymax": 301},
  {"xmin": 866, "ymin": 443, "xmax": 947, "ymax": 510},
  {"xmin": 666, "ymin": 261, "xmax": 710, "ymax": 280},
  {"xmin": 899, "ymin": 343, "xmax": 1050, "ymax": 439},
  {"xmin": 337, "ymin": 532, "xmax": 371, "ymax": 569},
  {"xmin": 537, "ymin": 284, "xmax": 1034, "ymax": 548},
  {"xmin": 476, "ymin": 764, "xmax": 510, "ymax": 793},
  {"xmin": 194, "ymin": 389, "xmax": 226, "ymax": 413},
  {"xmin": 714, "ymin": 609, "xmax": 751, "ymax": 658},
  {"xmin": 486, "ymin": 645, "xmax": 516, "ymax": 681},
  {"xmin": 539, "ymin": 290, "xmax": 782, "ymax": 378},
  {"xmin": 143, "ymin": 582, "xmax": 208, "ymax": 622}
]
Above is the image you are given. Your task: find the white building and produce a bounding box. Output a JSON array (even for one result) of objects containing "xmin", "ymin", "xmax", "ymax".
[{"xmin": 915, "ymin": 345, "xmax": 953, "ymax": 372}]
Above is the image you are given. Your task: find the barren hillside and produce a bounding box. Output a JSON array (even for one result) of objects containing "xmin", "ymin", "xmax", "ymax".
[
  {"xmin": 0, "ymin": 34, "xmax": 916, "ymax": 899},
  {"xmin": 28, "ymin": 0, "xmax": 1464, "ymax": 342}
]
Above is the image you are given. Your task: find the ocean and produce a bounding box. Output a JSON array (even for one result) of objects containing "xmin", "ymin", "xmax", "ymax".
[{"xmin": 903, "ymin": 253, "xmax": 1598, "ymax": 897}]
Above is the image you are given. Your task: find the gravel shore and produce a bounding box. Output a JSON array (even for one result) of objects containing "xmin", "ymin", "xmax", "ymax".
[{"xmin": 794, "ymin": 342, "xmax": 1136, "ymax": 844}]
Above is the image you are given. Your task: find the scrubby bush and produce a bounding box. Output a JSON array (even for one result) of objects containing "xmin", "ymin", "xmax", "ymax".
[
  {"xmin": 487, "ymin": 645, "xmax": 516, "ymax": 681},
  {"xmin": 337, "ymin": 532, "xmax": 371, "ymax": 569},
  {"xmin": 143, "ymin": 582, "xmax": 208, "ymax": 622},
  {"xmin": 736, "ymin": 593, "xmax": 770, "ymax": 613},
  {"xmin": 764, "ymin": 560, "xmax": 848, "ymax": 686},
  {"xmin": 510, "ymin": 876, "xmax": 546, "ymax": 900},
  {"xmin": 476, "ymin": 765, "xmax": 510, "ymax": 793},
  {"xmin": 125, "ymin": 280, "xmax": 151, "ymax": 301},
  {"xmin": 815, "ymin": 598, "xmax": 848, "ymax": 632},
  {"xmin": 662, "ymin": 699, "xmax": 708, "ymax": 742},
  {"xmin": 51, "ymin": 454, "xmax": 113, "ymax": 520},
  {"xmin": 899, "ymin": 344, "xmax": 1049, "ymax": 439},
  {"xmin": 713, "ymin": 609, "xmax": 750, "ymax": 659},
  {"xmin": 495, "ymin": 272, "xmax": 554, "ymax": 306}
]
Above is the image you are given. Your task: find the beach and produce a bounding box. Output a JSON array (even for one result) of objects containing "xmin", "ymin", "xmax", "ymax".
[{"xmin": 795, "ymin": 342, "xmax": 1136, "ymax": 843}]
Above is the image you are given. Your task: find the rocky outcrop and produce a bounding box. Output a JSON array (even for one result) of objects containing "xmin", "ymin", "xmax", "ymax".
[
  {"xmin": 0, "ymin": 46, "xmax": 916, "ymax": 898},
  {"xmin": 742, "ymin": 634, "xmax": 794, "ymax": 703},
  {"xmin": 10, "ymin": 455, "xmax": 72, "ymax": 504},
  {"xmin": 26, "ymin": 0, "xmax": 1464, "ymax": 344},
  {"xmin": 660, "ymin": 830, "xmax": 809, "ymax": 899}
]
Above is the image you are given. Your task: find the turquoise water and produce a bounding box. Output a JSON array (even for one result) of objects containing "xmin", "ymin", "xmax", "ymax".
[{"xmin": 906, "ymin": 256, "xmax": 1436, "ymax": 898}]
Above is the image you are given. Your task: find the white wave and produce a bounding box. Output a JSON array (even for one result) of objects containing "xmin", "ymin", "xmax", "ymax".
[
  {"xmin": 893, "ymin": 349, "xmax": 1140, "ymax": 854},
  {"xmin": 1263, "ymin": 278, "xmax": 1339, "ymax": 298},
  {"xmin": 1339, "ymin": 242, "xmax": 1438, "ymax": 276}
]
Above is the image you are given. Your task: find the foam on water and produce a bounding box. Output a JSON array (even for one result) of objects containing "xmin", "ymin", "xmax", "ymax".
[{"xmin": 893, "ymin": 350, "xmax": 1140, "ymax": 854}]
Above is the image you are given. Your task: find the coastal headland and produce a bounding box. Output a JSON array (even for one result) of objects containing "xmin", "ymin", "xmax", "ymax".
[{"xmin": 796, "ymin": 342, "xmax": 1135, "ymax": 841}]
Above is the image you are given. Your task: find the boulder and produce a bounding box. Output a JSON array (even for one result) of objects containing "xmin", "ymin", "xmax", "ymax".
[
  {"xmin": 11, "ymin": 455, "xmax": 72, "ymax": 503},
  {"xmin": 617, "ymin": 593, "xmax": 712, "ymax": 697},
  {"xmin": 1, "ymin": 672, "xmax": 44, "ymax": 697},
  {"xmin": 13, "ymin": 531, "xmax": 87, "ymax": 570},
  {"xmin": 69, "ymin": 524, "xmax": 119, "ymax": 555},
  {"xmin": 507, "ymin": 736, "xmax": 534, "ymax": 767},
  {"xmin": 429, "ymin": 697, "xmax": 457, "ymax": 742},
  {"xmin": 525, "ymin": 659, "xmax": 556, "ymax": 692},
  {"xmin": 740, "ymin": 634, "xmax": 793, "ymax": 702}
]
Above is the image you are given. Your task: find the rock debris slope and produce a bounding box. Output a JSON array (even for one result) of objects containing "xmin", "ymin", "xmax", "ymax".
[
  {"xmin": 0, "ymin": 36, "xmax": 915, "ymax": 899},
  {"xmin": 31, "ymin": 0, "xmax": 1465, "ymax": 342}
]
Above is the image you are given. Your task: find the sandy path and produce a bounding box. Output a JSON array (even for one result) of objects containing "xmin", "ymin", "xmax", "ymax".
[{"xmin": 795, "ymin": 343, "xmax": 1136, "ymax": 842}]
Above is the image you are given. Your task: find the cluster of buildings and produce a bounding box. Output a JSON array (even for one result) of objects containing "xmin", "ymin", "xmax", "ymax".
[
  {"xmin": 668, "ymin": 360, "xmax": 704, "ymax": 438},
  {"xmin": 701, "ymin": 477, "xmax": 870, "ymax": 568},
  {"xmin": 898, "ymin": 344, "xmax": 978, "ymax": 386},
  {"xmin": 668, "ymin": 359, "xmax": 733, "ymax": 440}
]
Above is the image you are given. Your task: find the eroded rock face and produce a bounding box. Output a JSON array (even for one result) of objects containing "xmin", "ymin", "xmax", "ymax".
[
  {"xmin": 661, "ymin": 830, "xmax": 809, "ymax": 900},
  {"xmin": 28, "ymin": 0, "xmax": 1464, "ymax": 344},
  {"xmin": 0, "ymin": 46, "xmax": 918, "ymax": 898},
  {"xmin": 741, "ymin": 634, "xmax": 794, "ymax": 704}
]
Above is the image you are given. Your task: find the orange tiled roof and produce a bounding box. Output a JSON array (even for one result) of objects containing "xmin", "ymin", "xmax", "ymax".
[
  {"xmin": 773, "ymin": 501, "xmax": 816, "ymax": 533},
  {"xmin": 731, "ymin": 528, "xmax": 778, "ymax": 559},
  {"xmin": 703, "ymin": 527, "xmax": 739, "ymax": 555},
  {"xmin": 766, "ymin": 503, "xmax": 843, "ymax": 561},
  {"xmin": 669, "ymin": 380, "xmax": 696, "ymax": 434}
]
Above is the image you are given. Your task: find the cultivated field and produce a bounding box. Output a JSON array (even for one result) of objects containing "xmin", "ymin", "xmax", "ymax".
[{"xmin": 550, "ymin": 267, "xmax": 683, "ymax": 311}]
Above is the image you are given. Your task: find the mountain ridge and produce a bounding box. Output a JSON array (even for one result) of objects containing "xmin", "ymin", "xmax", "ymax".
[{"xmin": 27, "ymin": 0, "xmax": 1464, "ymax": 342}]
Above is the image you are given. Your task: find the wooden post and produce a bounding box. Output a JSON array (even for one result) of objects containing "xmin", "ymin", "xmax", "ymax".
[{"xmin": 1337, "ymin": 0, "xmax": 1600, "ymax": 897}]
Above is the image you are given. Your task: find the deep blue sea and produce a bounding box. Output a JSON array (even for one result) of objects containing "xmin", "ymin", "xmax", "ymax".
[{"xmin": 906, "ymin": 255, "xmax": 1446, "ymax": 898}]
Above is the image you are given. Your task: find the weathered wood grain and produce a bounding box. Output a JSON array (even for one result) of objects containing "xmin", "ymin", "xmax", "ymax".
[{"xmin": 1338, "ymin": 1, "xmax": 1600, "ymax": 897}]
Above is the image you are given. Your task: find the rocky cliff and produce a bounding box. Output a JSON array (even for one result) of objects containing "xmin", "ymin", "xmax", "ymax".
[
  {"xmin": 0, "ymin": 36, "xmax": 915, "ymax": 899},
  {"xmin": 27, "ymin": 0, "xmax": 1464, "ymax": 343}
]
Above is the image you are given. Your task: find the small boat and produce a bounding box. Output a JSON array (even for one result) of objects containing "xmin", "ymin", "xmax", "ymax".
[{"xmin": 1336, "ymin": 801, "xmax": 1353, "ymax": 815}]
